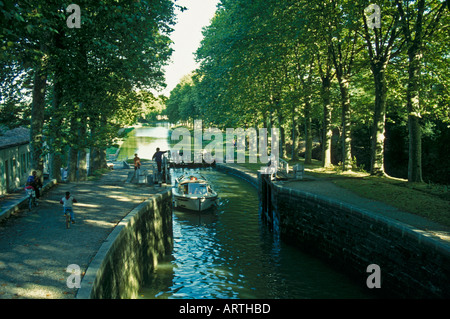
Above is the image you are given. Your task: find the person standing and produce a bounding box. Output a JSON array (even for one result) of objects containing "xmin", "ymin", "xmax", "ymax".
[
  {"xmin": 152, "ymin": 148, "xmax": 168, "ymax": 173},
  {"xmin": 134, "ymin": 153, "xmax": 141, "ymax": 171}
]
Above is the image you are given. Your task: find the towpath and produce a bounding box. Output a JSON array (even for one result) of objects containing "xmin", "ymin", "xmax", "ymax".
[{"xmin": 0, "ymin": 163, "xmax": 166, "ymax": 299}]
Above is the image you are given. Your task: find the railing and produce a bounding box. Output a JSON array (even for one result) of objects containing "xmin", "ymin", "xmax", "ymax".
[{"xmin": 259, "ymin": 156, "xmax": 287, "ymax": 180}]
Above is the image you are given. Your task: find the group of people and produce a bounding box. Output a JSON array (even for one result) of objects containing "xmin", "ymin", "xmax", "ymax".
[
  {"xmin": 25, "ymin": 170, "xmax": 77, "ymax": 224},
  {"xmin": 26, "ymin": 171, "xmax": 42, "ymax": 199},
  {"xmin": 133, "ymin": 147, "xmax": 168, "ymax": 173}
]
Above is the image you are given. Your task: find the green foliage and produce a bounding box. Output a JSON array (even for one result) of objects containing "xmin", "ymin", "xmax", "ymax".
[
  {"xmin": 165, "ymin": 73, "xmax": 200, "ymax": 125},
  {"xmin": 165, "ymin": 0, "xmax": 449, "ymax": 183},
  {"xmin": 2, "ymin": 0, "xmax": 448, "ymax": 183},
  {"xmin": 1, "ymin": 0, "xmax": 176, "ymax": 172}
]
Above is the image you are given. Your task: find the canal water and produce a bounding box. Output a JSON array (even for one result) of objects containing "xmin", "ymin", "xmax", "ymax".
[
  {"xmin": 124, "ymin": 125, "xmax": 375, "ymax": 299},
  {"xmin": 117, "ymin": 123, "xmax": 172, "ymax": 161},
  {"xmin": 138, "ymin": 169, "xmax": 374, "ymax": 299}
]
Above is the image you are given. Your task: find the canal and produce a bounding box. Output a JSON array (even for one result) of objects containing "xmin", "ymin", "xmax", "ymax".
[
  {"xmin": 122, "ymin": 124, "xmax": 375, "ymax": 299},
  {"xmin": 139, "ymin": 169, "xmax": 375, "ymax": 299},
  {"xmin": 116, "ymin": 123, "xmax": 172, "ymax": 161}
]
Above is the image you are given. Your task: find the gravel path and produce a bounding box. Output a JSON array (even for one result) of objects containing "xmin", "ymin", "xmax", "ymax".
[{"xmin": 0, "ymin": 167, "xmax": 161, "ymax": 299}]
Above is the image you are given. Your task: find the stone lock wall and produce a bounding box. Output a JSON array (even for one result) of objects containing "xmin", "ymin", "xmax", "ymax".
[
  {"xmin": 76, "ymin": 189, "xmax": 173, "ymax": 299},
  {"xmin": 260, "ymin": 177, "xmax": 450, "ymax": 298}
]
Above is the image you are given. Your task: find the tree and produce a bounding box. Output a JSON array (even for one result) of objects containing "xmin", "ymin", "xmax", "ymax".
[
  {"xmin": 328, "ymin": 1, "xmax": 364, "ymax": 171},
  {"xmin": 173, "ymin": 0, "xmax": 448, "ymax": 183},
  {"xmin": 1, "ymin": 0, "xmax": 176, "ymax": 182},
  {"xmin": 395, "ymin": 0, "xmax": 447, "ymax": 182},
  {"xmin": 316, "ymin": 47, "xmax": 335, "ymax": 168},
  {"xmin": 359, "ymin": 1, "xmax": 402, "ymax": 176}
]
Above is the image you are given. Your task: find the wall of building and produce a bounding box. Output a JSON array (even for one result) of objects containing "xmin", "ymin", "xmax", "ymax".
[
  {"xmin": 0, "ymin": 143, "xmax": 31, "ymax": 196},
  {"xmin": 76, "ymin": 189, "xmax": 173, "ymax": 299}
]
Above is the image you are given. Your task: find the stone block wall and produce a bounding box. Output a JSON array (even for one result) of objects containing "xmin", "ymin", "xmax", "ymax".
[
  {"xmin": 76, "ymin": 189, "xmax": 173, "ymax": 299},
  {"xmin": 268, "ymin": 181, "xmax": 450, "ymax": 298}
]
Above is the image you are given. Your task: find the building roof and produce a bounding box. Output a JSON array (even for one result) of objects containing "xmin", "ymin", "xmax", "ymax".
[{"xmin": 0, "ymin": 126, "xmax": 30, "ymax": 150}]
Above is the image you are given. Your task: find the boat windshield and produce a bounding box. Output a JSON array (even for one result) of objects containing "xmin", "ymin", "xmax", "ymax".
[{"xmin": 188, "ymin": 183, "xmax": 208, "ymax": 195}]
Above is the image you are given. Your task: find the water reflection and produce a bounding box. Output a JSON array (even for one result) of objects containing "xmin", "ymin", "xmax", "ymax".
[
  {"xmin": 139, "ymin": 169, "xmax": 375, "ymax": 299},
  {"xmin": 118, "ymin": 123, "xmax": 171, "ymax": 160}
]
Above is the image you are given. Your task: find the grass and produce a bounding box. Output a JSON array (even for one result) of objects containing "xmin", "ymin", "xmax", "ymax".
[
  {"xmin": 321, "ymin": 171, "xmax": 449, "ymax": 226},
  {"xmin": 240, "ymin": 158, "xmax": 450, "ymax": 228}
]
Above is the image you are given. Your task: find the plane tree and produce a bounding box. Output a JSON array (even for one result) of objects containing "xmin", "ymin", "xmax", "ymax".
[{"xmin": 1, "ymin": 0, "xmax": 176, "ymax": 181}]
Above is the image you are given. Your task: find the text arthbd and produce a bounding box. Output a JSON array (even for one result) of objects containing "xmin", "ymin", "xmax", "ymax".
[{"xmin": 179, "ymin": 303, "xmax": 271, "ymax": 316}]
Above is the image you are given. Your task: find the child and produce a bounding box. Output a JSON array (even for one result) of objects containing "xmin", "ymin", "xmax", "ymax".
[
  {"xmin": 60, "ymin": 191, "xmax": 78, "ymax": 224},
  {"xmin": 134, "ymin": 153, "xmax": 141, "ymax": 170}
]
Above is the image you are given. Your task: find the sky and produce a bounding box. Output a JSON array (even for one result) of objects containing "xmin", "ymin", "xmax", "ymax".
[{"xmin": 160, "ymin": 0, "xmax": 220, "ymax": 97}]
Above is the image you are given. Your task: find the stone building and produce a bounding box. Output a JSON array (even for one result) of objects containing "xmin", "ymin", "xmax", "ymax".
[{"xmin": 0, "ymin": 126, "xmax": 32, "ymax": 196}]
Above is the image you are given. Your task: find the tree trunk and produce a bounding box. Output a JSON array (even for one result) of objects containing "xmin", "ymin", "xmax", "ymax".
[
  {"xmin": 98, "ymin": 148, "xmax": 107, "ymax": 169},
  {"xmin": 406, "ymin": 46, "xmax": 423, "ymax": 182},
  {"xmin": 338, "ymin": 76, "xmax": 352, "ymax": 171},
  {"xmin": 276, "ymin": 111, "xmax": 285, "ymax": 159},
  {"xmin": 48, "ymin": 79, "xmax": 63, "ymax": 182},
  {"xmin": 77, "ymin": 112, "xmax": 88, "ymax": 181},
  {"xmin": 272, "ymin": 96, "xmax": 284, "ymax": 158},
  {"xmin": 98, "ymin": 114, "xmax": 109, "ymax": 169},
  {"xmin": 89, "ymin": 117, "xmax": 100, "ymax": 175},
  {"xmin": 67, "ymin": 115, "xmax": 79, "ymax": 182},
  {"xmin": 48, "ymin": 28, "xmax": 64, "ymax": 182},
  {"xmin": 321, "ymin": 76, "xmax": 332, "ymax": 168},
  {"xmin": 89, "ymin": 147, "xmax": 99, "ymax": 173},
  {"xmin": 291, "ymin": 103, "xmax": 297, "ymax": 161},
  {"xmin": 370, "ymin": 61, "xmax": 388, "ymax": 176},
  {"xmin": 78, "ymin": 149, "xmax": 87, "ymax": 181},
  {"xmin": 304, "ymin": 97, "xmax": 313, "ymax": 165},
  {"xmin": 396, "ymin": 0, "xmax": 429, "ymax": 183},
  {"xmin": 30, "ymin": 55, "xmax": 48, "ymax": 182},
  {"xmin": 300, "ymin": 61, "xmax": 314, "ymax": 165},
  {"xmin": 67, "ymin": 147, "xmax": 78, "ymax": 182}
]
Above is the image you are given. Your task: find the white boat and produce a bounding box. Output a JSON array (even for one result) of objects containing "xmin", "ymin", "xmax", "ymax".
[{"xmin": 172, "ymin": 172, "xmax": 218, "ymax": 212}]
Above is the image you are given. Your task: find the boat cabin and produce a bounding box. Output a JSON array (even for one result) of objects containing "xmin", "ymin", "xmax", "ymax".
[{"xmin": 177, "ymin": 176, "xmax": 213, "ymax": 196}]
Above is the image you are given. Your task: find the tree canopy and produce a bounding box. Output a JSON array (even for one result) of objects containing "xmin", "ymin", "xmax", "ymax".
[
  {"xmin": 1, "ymin": 0, "xmax": 177, "ymax": 181},
  {"xmin": 2, "ymin": 0, "xmax": 448, "ymax": 184},
  {"xmin": 165, "ymin": 0, "xmax": 449, "ymax": 184}
]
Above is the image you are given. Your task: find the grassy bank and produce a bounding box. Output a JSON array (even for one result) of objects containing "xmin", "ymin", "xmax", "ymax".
[
  {"xmin": 106, "ymin": 127, "xmax": 136, "ymax": 160},
  {"xmin": 241, "ymin": 159, "xmax": 450, "ymax": 228}
]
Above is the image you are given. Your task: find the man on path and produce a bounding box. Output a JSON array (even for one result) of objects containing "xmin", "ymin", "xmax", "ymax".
[{"xmin": 152, "ymin": 148, "xmax": 168, "ymax": 173}]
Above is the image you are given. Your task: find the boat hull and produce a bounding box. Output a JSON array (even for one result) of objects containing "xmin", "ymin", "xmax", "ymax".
[{"xmin": 173, "ymin": 194, "xmax": 218, "ymax": 212}]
